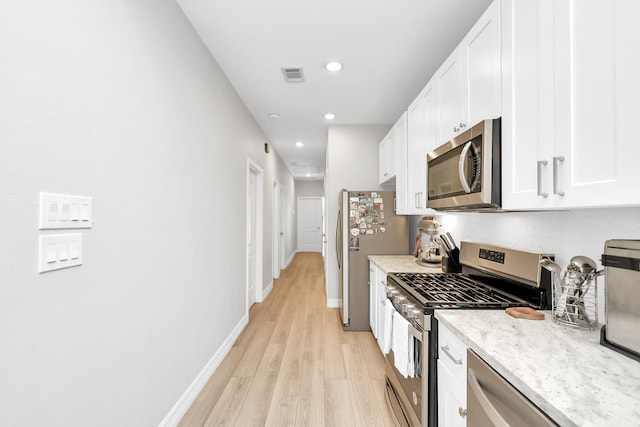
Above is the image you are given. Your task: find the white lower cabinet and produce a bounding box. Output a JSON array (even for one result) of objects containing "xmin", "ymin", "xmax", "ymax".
[
  {"xmin": 369, "ymin": 263, "xmax": 379, "ymax": 338},
  {"xmin": 376, "ymin": 269, "xmax": 388, "ymax": 346},
  {"xmin": 437, "ymin": 322, "xmax": 467, "ymax": 426},
  {"xmin": 438, "ymin": 361, "xmax": 467, "ymax": 427},
  {"xmin": 369, "ymin": 262, "xmax": 388, "ymax": 341}
]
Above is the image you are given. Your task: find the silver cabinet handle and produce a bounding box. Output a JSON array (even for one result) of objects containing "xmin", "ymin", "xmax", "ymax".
[
  {"xmin": 459, "ymin": 122, "xmax": 466, "ymax": 129},
  {"xmin": 394, "ymin": 198, "xmax": 397, "ymax": 212},
  {"xmin": 458, "ymin": 407, "xmax": 468, "ymax": 418},
  {"xmin": 537, "ymin": 160, "xmax": 548, "ymax": 197},
  {"xmin": 415, "ymin": 193, "xmax": 419, "ymax": 209},
  {"xmin": 553, "ymin": 156, "xmax": 565, "ymax": 196},
  {"xmin": 454, "ymin": 126, "xmax": 460, "ymax": 132},
  {"xmin": 468, "ymin": 368, "xmax": 510, "ymax": 427},
  {"xmin": 440, "ymin": 345, "xmax": 463, "ymax": 365}
]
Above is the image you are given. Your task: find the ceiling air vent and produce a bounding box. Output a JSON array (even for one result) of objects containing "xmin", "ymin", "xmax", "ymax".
[{"xmin": 282, "ymin": 67, "xmax": 305, "ymax": 83}]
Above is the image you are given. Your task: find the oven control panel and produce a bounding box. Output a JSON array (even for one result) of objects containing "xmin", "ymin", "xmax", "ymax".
[{"xmin": 479, "ymin": 248, "xmax": 505, "ymax": 264}]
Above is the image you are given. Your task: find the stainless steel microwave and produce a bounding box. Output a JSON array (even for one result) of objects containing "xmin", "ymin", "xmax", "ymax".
[{"xmin": 427, "ymin": 118, "xmax": 501, "ymax": 210}]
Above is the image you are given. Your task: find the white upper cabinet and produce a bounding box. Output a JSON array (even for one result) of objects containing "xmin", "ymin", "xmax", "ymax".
[
  {"xmin": 553, "ymin": 0, "xmax": 640, "ymax": 208},
  {"xmin": 501, "ymin": 0, "xmax": 556, "ymax": 209},
  {"xmin": 406, "ymin": 80, "xmax": 438, "ymax": 214},
  {"xmin": 437, "ymin": 0, "xmax": 501, "ymax": 144},
  {"xmin": 502, "ymin": 0, "xmax": 640, "ymax": 209},
  {"xmin": 379, "ymin": 127, "xmax": 396, "ymax": 185},
  {"xmin": 464, "ymin": 0, "xmax": 502, "ymax": 128},
  {"xmin": 393, "ymin": 112, "xmax": 409, "ymax": 214},
  {"xmin": 437, "ymin": 48, "xmax": 467, "ymax": 143}
]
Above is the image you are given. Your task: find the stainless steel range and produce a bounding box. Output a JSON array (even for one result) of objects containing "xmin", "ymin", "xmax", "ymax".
[{"xmin": 383, "ymin": 241, "xmax": 553, "ymax": 427}]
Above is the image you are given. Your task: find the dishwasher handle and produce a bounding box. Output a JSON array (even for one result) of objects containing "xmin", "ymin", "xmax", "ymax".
[{"xmin": 468, "ymin": 368, "xmax": 510, "ymax": 427}]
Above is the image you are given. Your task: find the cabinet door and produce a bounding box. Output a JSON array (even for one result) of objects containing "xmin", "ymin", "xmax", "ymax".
[
  {"xmin": 464, "ymin": 0, "xmax": 501, "ymax": 127},
  {"xmin": 376, "ymin": 271, "xmax": 387, "ymax": 347},
  {"xmin": 501, "ymin": 0, "xmax": 556, "ymax": 210},
  {"xmin": 437, "ymin": 360, "xmax": 467, "ymax": 427},
  {"xmin": 437, "ymin": 47, "xmax": 467, "ymax": 144},
  {"xmin": 407, "ymin": 81, "xmax": 438, "ymax": 214},
  {"xmin": 369, "ymin": 264, "xmax": 378, "ymax": 337},
  {"xmin": 394, "ymin": 112, "xmax": 409, "ymax": 214},
  {"xmin": 379, "ymin": 129, "xmax": 396, "ymax": 184},
  {"xmin": 553, "ymin": 0, "xmax": 640, "ymax": 207}
]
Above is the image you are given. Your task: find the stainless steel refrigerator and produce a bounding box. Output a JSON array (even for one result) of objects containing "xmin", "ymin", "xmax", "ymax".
[{"xmin": 337, "ymin": 190, "xmax": 409, "ymax": 331}]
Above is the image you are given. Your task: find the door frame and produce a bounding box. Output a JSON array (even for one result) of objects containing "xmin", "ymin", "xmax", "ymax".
[
  {"xmin": 272, "ymin": 179, "xmax": 285, "ymax": 279},
  {"xmin": 246, "ymin": 159, "xmax": 264, "ymax": 311}
]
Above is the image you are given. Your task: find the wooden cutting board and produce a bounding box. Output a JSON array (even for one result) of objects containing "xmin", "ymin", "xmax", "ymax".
[{"xmin": 505, "ymin": 307, "xmax": 545, "ymax": 320}]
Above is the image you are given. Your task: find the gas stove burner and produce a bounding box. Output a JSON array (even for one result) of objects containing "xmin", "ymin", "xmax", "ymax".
[{"xmin": 390, "ymin": 272, "xmax": 528, "ymax": 309}]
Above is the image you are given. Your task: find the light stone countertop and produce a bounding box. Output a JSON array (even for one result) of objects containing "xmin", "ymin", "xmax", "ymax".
[
  {"xmin": 435, "ymin": 310, "xmax": 640, "ymax": 427},
  {"xmin": 368, "ymin": 255, "xmax": 443, "ymax": 274}
]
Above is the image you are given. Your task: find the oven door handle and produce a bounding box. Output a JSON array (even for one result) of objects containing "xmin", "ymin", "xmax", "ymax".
[
  {"xmin": 408, "ymin": 322, "xmax": 423, "ymax": 341},
  {"xmin": 468, "ymin": 368, "xmax": 510, "ymax": 427}
]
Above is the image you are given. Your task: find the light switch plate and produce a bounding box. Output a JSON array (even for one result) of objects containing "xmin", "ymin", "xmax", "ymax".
[
  {"xmin": 38, "ymin": 233, "xmax": 83, "ymax": 273},
  {"xmin": 39, "ymin": 193, "xmax": 92, "ymax": 229}
]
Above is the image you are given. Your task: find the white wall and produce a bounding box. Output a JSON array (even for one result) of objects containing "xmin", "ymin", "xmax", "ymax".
[
  {"xmin": 0, "ymin": 1, "xmax": 295, "ymax": 426},
  {"xmin": 324, "ymin": 125, "xmax": 391, "ymax": 306},
  {"xmin": 421, "ymin": 206, "xmax": 640, "ymax": 321},
  {"xmin": 295, "ymin": 179, "xmax": 324, "ymax": 198}
]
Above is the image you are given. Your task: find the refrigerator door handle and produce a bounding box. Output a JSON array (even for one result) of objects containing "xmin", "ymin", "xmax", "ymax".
[{"xmin": 336, "ymin": 210, "xmax": 342, "ymax": 268}]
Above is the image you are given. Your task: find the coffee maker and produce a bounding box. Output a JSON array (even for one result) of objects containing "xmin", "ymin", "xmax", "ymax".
[{"xmin": 417, "ymin": 217, "xmax": 443, "ymax": 265}]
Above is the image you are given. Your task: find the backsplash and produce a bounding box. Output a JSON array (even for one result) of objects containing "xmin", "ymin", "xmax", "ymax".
[{"xmin": 411, "ymin": 206, "xmax": 640, "ymax": 322}]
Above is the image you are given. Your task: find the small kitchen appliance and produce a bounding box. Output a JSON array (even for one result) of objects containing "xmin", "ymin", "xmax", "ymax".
[
  {"xmin": 383, "ymin": 241, "xmax": 553, "ymax": 426},
  {"xmin": 600, "ymin": 239, "xmax": 640, "ymax": 361},
  {"xmin": 417, "ymin": 217, "xmax": 443, "ymax": 266},
  {"xmin": 426, "ymin": 118, "xmax": 501, "ymax": 211}
]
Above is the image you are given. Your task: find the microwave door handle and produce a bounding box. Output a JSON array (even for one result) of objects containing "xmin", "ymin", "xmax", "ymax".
[{"xmin": 458, "ymin": 141, "xmax": 473, "ymax": 193}]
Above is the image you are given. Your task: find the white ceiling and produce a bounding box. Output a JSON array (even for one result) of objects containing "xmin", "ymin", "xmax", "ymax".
[{"xmin": 176, "ymin": 0, "xmax": 493, "ymax": 180}]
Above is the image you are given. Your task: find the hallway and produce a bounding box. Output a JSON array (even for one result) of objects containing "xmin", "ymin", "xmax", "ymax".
[{"xmin": 178, "ymin": 252, "xmax": 395, "ymax": 426}]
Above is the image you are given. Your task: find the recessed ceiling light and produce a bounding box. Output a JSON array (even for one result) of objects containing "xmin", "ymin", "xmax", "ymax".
[
  {"xmin": 325, "ymin": 61, "xmax": 343, "ymax": 72},
  {"xmin": 324, "ymin": 113, "xmax": 336, "ymax": 120},
  {"xmin": 296, "ymin": 141, "xmax": 304, "ymax": 147},
  {"xmin": 267, "ymin": 113, "xmax": 280, "ymax": 119}
]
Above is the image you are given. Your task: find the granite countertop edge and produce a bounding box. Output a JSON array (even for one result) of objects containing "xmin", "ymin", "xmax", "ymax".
[{"xmin": 435, "ymin": 310, "xmax": 640, "ymax": 427}]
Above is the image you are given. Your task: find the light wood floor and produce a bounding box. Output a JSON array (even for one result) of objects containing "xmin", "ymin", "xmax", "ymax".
[{"xmin": 178, "ymin": 252, "xmax": 396, "ymax": 426}]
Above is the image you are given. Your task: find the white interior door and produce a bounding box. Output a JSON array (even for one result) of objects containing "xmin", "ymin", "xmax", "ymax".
[
  {"xmin": 279, "ymin": 185, "xmax": 286, "ymax": 269},
  {"xmin": 297, "ymin": 197, "xmax": 323, "ymax": 252},
  {"xmin": 272, "ymin": 180, "xmax": 281, "ymax": 279},
  {"xmin": 247, "ymin": 159, "xmax": 263, "ymax": 308},
  {"xmin": 247, "ymin": 169, "xmax": 257, "ymax": 306}
]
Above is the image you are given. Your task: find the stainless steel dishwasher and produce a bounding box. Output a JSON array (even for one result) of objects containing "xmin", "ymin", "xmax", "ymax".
[{"xmin": 467, "ymin": 350, "xmax": 557, "ymax": 426}]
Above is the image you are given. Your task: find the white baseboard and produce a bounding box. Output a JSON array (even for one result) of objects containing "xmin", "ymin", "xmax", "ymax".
[
  {"xmin": 158, "ymin": 313, "xmax": 249, "ymax": 427},
  {"xmin": 263, "ymin": 280, "xmax": 274, "ymax": 301},
  {"xmin": 327, "ymin": 298, "xmax": 341, "ymax": 308},
  {"xmin": 285, "ymin": 251, "xmax": 295, "ymax": 268}
]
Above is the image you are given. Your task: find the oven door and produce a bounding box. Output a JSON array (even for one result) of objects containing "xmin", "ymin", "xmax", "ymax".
[{"xmin": 385, "ymin": 319, "xmax": 426, "ymax": 426}]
